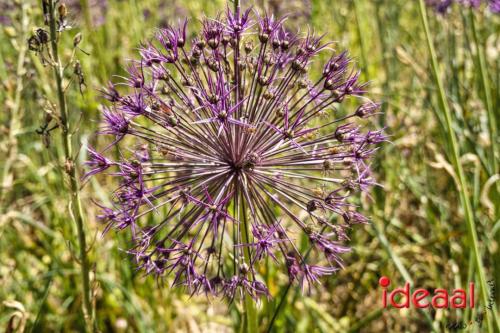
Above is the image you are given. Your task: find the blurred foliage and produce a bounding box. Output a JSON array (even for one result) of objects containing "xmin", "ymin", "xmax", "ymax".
[{"xmin": 0, "ymin": 0, "xmax": 499, "ymax": 332}]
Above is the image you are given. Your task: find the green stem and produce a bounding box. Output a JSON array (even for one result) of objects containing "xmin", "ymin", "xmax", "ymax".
[
  {"xmin": 240, "ymin": 197, "xmax": 258, "ymax": 333},
  {"xmin": 234, "ymin": 0, "xmax": 255, "ymax": 331},
  {"xmin": 374, "ymin": 2, "xmax": 391, "ymax": 125},
  {"xmin": 468, "ymin": 9, "xmax": 498, "ymax": 177},
  {"xmin": 47, "ymin": 1, "xmax": 94, "ymax": 331},
  {"xmin": 417, "ymin": 2, "xmax": 494, "ymax": 333}
]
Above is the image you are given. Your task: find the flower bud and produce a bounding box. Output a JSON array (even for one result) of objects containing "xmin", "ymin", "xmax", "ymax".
[{"xmin": 258, "ymin": 32, "xmax": 269, "ymax": 43}]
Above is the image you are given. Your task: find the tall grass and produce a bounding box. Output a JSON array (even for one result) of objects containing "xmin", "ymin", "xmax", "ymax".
[
  {"xmin": 1, "ymin": 0, "xmax": 498, "ymax": 332},
  {"xmin": 417, "ymin": 1, "xmax": 494, "ymax": 332}
]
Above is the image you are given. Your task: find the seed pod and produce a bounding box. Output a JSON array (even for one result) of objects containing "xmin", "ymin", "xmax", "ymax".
[
  {"xmin": 281, "ymin": 40, "xmax": 289, "ymax": 51},
  {"xmin": 259, "ymin": 32, "xmax": 269, "ymax": 43},
  {"xmin": 258, "ymin": 76, "xmax": 269, "ymax": 86},
  {"xmin": 195, "ymin": 45, "xmax": 205, "ymax": 56},
  {"xmin": 36, "ymin": 28, "xmax": 49, "ymax": 44},
  {"xmin": 196, "ymin": 40, "xmax": 206, "ymax": 49},
  {"xmin": 167, "ymin": 115, "xmax": 178, "ymax": 127},
  {"xmin": 297, "ymin": 79, "xmax": 308, "ymax": 89},
  {"xmin": 263, "ymin": 91, "xmax": 274, "ymax": 100},
  {"xmin": 291, "ymin": 59, "xmax": 303, "ymax": 71},
  {"xmin": 244, "ymin": 40, "xmax": 253, "ymax": 53},
  {"xmin": 323, "ymin": 159, "xmax": 334, "ymax": 171},
  {"xmin": 307, "ymin": 200, "xmax": 321, "ymax": 213},
  {"xmin": 355, "ymin": 102, "xmax": 380, "ymax": 118},
  {"xmin": 208, "ymin": 38, "xmax": 218, "ymax": 49},
  {"xmin": 272, "ymin": 38, "xmax": 280, "ymax": 49},
  {"xmin": 58, "ymin": 3, "xmax": 67, "ymax": 19}
]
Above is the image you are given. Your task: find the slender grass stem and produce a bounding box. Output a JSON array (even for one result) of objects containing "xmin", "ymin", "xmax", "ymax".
[
  {"xmin": 374, "ymin": 2, "xmax": 391, "ymax": 125},
  {"xmin": 417, "ymin": 2, "xmax": 494, "ymax": 332},
  {"xmin": 79, "ymin": 0, "xmax": 93, "ymax": 32},
  {"xmin": 353, "ymin": 0, "xmax": 369, "ymax": 81},
  {"xmin": 79, "ymin": 0, "xmax": 108, "ymax": 81},
  {"xmin": 265, "ymin": 283, "xmax": 291, "ymax": 333},
  {"xmin": 468, "ymin": 9, "xmax": 498, "ymax": 177},
  {"xmin": 47, "ymin": 1, "xmax": 94, "ymax": 331},
  {"xmin": 0, "ymin": 3, "xmax": 28, "ymax": 209}
]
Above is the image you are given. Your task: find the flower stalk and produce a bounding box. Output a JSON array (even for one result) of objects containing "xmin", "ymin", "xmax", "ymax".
[
  {"xmin": 241, "ymin": 198, "xmax": 258, "ymax": 333},
  {"xmin": 45, "ymin": 0, "xmax": 94, "ymax": 330},
  {"xmin": 233, "ymin": 0, "xmax": 257, "ymax": 330},
  {"xmin": 417, "ymin": 1, "xmax": 493, "ymax": 332}
]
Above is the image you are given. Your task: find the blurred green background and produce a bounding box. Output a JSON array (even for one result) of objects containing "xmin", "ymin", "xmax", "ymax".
[{"xmin": 0, "ymin": 0, "xmax": 499, "ymax": 332}]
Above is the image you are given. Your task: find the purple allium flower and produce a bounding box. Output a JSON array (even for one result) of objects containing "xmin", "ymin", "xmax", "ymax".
[
  {"xmin": 87, "ymin": 6, "xmax": 384, "ymax": 299},
  {"xmin": 489, "ymin": 0, "xmax": 500, "ymax": 13}
]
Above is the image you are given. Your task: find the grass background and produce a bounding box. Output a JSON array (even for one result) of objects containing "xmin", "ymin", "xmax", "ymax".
[{"xmin": 0, "ymin": 0, "xmax": 499, "ymax": 332}]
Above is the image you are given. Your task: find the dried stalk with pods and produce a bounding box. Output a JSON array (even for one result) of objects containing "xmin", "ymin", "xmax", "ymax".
[{"xmin": 30, "ymin": 1, "xmax": 94, "ymax": 331}]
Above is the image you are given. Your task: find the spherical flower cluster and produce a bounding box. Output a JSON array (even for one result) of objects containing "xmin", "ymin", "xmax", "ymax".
[{"xmin": 86, "ymin": 7, "xmax": 385, "ymax": 299}]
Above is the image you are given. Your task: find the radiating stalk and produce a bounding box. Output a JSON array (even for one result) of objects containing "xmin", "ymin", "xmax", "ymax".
[
  {"xmin": 468, "ymin": 9, "xmax": 498, "ymax": 177},
  {"xmin": 46, "ymin": 1, "xmax": 94, "ymax": 331},
  {"xmin": 417, "ymin": 2, "xmax": 494, "ymax": 332}
]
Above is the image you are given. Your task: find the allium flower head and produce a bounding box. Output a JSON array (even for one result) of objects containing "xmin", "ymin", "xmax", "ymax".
[{"xmin": 87, "ymin": 6, "xmax": 384, "ymax": 299}]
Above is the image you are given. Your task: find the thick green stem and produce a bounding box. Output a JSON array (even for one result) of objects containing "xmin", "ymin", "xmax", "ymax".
[
  {"xmin": 234, "ymin": 1, "xmax": 255, "ymax": 331},
  {"xmin": 47, "ymin": 1, "xmax": 94, "ymax": 331},
  {"xmin": 417, "ymin": 2, "xmax": 494, "ymax": 332},
  {"xmin": 240, "ymin": 198, "xmax": 258, "ymax": 333}
]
